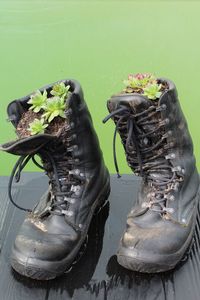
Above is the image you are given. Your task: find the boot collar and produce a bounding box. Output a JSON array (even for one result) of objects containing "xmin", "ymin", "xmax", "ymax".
[{"xmin": 0, "ymin": 134, "xmax": 57, "ymax": 155}]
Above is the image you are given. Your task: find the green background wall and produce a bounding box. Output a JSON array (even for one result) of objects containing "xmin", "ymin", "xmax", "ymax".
[{"xmin": 0, "ymin": 0, "xmax": 200, "ymax": 175}]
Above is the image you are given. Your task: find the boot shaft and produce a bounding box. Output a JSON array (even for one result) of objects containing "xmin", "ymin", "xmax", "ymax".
[
  {"xmin": 107, "ymin": 78, "xmax": 196, "ymax": 176},
  {"xmin": 5, "ymin": 79, "xmax": 103, "ymax": 166},
  {"xmin": 106, "ymin": 77, "xmax": 199, "ymax": 222},
  {"xmin": 1, "ymin": 79, "xmax": 109, "ymax": 219}
]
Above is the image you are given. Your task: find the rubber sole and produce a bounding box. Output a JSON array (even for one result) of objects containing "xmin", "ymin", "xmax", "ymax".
[
  {"xmin": 11, "ymin": 235, "xmax": 90, "ymax": 279},
  {"xmin": 11, "ymin": 180, "xmax": 110, "ymax": 280},
  {"xmin": 117, "ymin": 235, "xmax": 194, "ymax": 273}
]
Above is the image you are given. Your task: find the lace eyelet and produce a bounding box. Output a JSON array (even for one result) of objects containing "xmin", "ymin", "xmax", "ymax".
[
  {"xmin": 59, "ymin": 177, "xmax": 67, "ymax": 182},
  {"xmin": 143, "ymin": 137, "xmax": 149, "ymax": 145},
  {"xmin": 165, "ymin": 118, "xmax": 170, "ymax": 125},
  {"xmin": 62, "ymin": 210, "xmax": 74, "ymax": 217},
  {"xmin": 142, "ymin": 202, "xmax": 151, "ymax": 208},
  {"xmin": 160, "ymin": 118, "xmax": 169, "ymax": 126},
  {"xmin": 167, "ymin": 141, "xmax": 175, "ymax": 148},
  {"xmin": 169, "ymin": 195, "xmax": 175, "ymax": 201},
  {"xmin": 71, "ymin": 184, "xmax": 80, "ymax": 193},
  {"xmin": 167, "ymin": 130, "xmax": 172, "ymax": 136},
  {"xmin": 163, "ymin": 207, "xmax": 174, "ymax": 214},
  {"xmin": 172, "ymin": 166, "xmax": 182, "ymax": 172},
  {"xmin": 69, "ymin": 198, "xmax": 76, "ymax": 204},
  {"xmin": 73, "ymin": 169, "xmax": 80, "ymax": 175},
  {"xmin": 173, "ymin": 182, "xmax": 180, "ymax": 191},
  {"xmin": 165, "ymin": 153, "xmax": 176, "ymax": 160},
  {"xmin": 156, "ymin": 104, "xmax": 167, "ymax": 112}
]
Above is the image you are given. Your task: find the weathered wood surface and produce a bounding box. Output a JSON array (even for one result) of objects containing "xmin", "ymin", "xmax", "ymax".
[{"xmin": 0, "ymin": 173, "xmax": 199, "ymax": 300}]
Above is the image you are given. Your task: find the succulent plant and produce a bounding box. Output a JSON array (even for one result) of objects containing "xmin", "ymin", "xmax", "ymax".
[
  {"xmin": 27, "ymin": 90, "xmax": 47, "ymax": 113},
  {"xmin": 135, "ymin": 73, "xmax": 156, "ymax": 87},
  {"xmin": 50, "ymin": 82, "xmax": 70, "ymax": 98},
  {"xmin": 42, "ymin": 96, "xmax": 66, "ymax": 123},
  {"xmin": 28, "ymin": 118, "xmax": 48, "ymax": 135},
  {"xmin": 123, "ymin": 76, "xmax": 141, "ymax": 91},
  {"xmin": 123, "ymin": 73, "xmax": 164, "ymax": 100},
  {"xmin": 26, "ymin": 82, "xmax": 70, "ymax": 136},
  {"xmin": 123, "ymin": 73, "xmax": 156, "ymax": 92},
  {"xmin": 143, "ymin": 83, "xmax": 162, "ymax": 100}
]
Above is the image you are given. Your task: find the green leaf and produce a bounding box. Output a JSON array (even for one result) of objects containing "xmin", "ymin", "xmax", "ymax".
[
  {"xmin": 42, "ymin": 111, "xmax": 50, "ymax": 120},
  {"xmin": 48, "ymin": 111, "xmax": 59, "ymax": 122},
  {"xmin": 42, "ymin": 96, "xmax": 67, "ymax": 123},
  {"xmin": 28, "ymin": 90, "xmax": 47, "ymax": 113},
  {"xmin": 28, "ymin": 118, "xmax": 48, "ymax": 135},
  {"xmin": 59, "ymin": 110, "xmax": 65, "ymax": 118},
  {"xmin": 142, "ymin": 83, "xmax": 162, "ymax": 100},
  {"xmin": 123, "ymin": 73, "xmax": 157, "ymax": 93},
  {"xmin": 50, "ymin": 82, "xmax": 70, "ymax": 98}
]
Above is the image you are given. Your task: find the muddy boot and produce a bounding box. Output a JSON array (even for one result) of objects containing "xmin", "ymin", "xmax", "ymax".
[
  {"xmin": 103, "ymin": 77, "xmax": 199, "ymax": 273},
  {"xmin": 1, "ymin": 79, "xmax": 110, "ymax": 280}
]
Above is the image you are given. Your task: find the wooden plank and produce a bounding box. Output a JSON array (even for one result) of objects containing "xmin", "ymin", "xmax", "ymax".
[{"xmin": 0, "ymin": 173, "xmax": 199, "ymax": 300}]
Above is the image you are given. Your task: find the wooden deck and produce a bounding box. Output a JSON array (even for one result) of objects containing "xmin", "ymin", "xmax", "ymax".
[{"xmin": 0, "ymin": 173, "xmax": 199, "ymax": 300}]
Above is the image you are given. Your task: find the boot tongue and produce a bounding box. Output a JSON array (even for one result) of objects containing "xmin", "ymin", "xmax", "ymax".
[
  {"xmin": 113, "ymin": 94, "xmax": 169, "ymax": 178},
  {"xmin": 127, "ymin": 96, "xmax": 172, "ymax": 188},
  {"xmin": 127, "ymin": 95, "xmax": 160, "ymax": 144},
  {"xmin": 127, "ymin": 94, "xmax": 153, "ymax": 113}
]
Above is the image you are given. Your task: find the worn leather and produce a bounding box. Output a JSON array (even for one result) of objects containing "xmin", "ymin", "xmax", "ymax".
[
  {"xmin": 108, "ymin": 78, "xmax": 200, "ymax": 269},
  {"xmin": 2, "ymin": 79, "xmax": 110, "ymax": 268}
]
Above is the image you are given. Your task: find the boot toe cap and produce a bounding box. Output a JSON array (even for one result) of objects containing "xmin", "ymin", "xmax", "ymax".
[
  {"xmin": 117, "ymin": 215, "xmax": 193, "ymax": 272},
  {"xmin": 12, "ymin": 216, "xmax": 80, "ymax": 262}
]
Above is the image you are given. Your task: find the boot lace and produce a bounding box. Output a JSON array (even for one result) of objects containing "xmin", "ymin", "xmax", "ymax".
[
  {"xmin": 103, "ymin": 104, "xmax": 184, "ymax": 217},
  {"xmin": 8, "ymin": 121, "xmax": 85, "ymax": 216}
]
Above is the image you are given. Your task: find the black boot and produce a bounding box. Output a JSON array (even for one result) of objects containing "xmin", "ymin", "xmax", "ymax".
[
  {"xmin": 1, "ymin": 79, "xmax": 110, "ymax": 279},
  {"xmin": 103, "ymin": 78, "xmax": 199, "ymax": 273}
]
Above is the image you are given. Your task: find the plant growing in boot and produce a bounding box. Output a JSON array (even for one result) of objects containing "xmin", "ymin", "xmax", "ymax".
[
  {"xmin": 16, "ymin": 82, "xmax": 70, "ymax": 138},
  {"xmin": 42, "ymin": 96, "xmax": 66, "ymax": 122},
  {"xmin": 0, "ymin": 79, "xmax": 110, "ymax": 280},
  {"xmin": 27, "ymin": 90, "xmax": 47, "ymax": 112},
  {"xmin": 50, "ymin": 82, "xmax": 70, "ymax": 97},
  {"xmin": 143, "ymin": 82, "xmax": 162, "ymax": 100},
  {"xmin": 28, "ymin": 118, "xmax": 48, "ymax": 135},
  {"xmin": 123, "ymin": 73, "xmax": 164, "ymax": 100},
  {"xmin": 103, "ymin": 73, "xmax": 199, "ymax": 273}
]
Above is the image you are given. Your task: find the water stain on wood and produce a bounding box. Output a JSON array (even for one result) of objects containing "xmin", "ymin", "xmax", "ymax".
[{"xmin": 0, "ymin": 173, "xmax": 199, "ymax": 300}]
